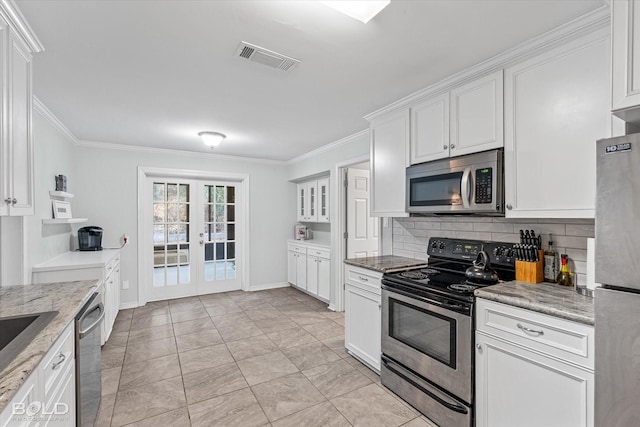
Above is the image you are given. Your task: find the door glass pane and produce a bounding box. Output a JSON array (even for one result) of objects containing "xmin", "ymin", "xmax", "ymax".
[
  {"xmin": 389, "ymin": 298, "xmax": 456, "ymax": 368},
  {"xmin": 153, "ymin": 181, "xmax": 191, "ymax": 288},
  {"xmin": 203, "ymin": 183, "xmax": 238, "ymax": 282}
]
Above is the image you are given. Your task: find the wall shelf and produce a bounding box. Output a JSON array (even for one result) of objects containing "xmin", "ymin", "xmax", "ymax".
[
  {"xmin": 42, "ymin": 218, "xmax": 88, "ymax": 225},
  {"xmin": 49, "ymin": 191, "xmax": 74, "ymax": 199}
]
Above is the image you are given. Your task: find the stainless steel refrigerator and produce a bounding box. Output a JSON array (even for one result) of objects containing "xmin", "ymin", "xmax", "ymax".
[{"xmin": 595, "ymin": 134, "xmax": 640, "ymax": 427}]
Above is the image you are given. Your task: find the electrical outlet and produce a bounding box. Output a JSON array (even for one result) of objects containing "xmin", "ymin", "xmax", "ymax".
[{"xmin": 122, "ymin": 280, "xmax": 129, "ymax": 290}]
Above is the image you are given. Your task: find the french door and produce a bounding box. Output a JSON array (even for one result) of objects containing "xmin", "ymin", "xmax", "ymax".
[{"xmin": 149, "ymin": 178, "xmax": 241, "ymax": 301}]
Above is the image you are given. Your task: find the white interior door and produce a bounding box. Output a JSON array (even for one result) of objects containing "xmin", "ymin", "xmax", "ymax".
[
  {"xmin": 346, "ymin": 168, "xmax": 378, "ymax": 258},
  {"xmin": 149, "ymin": 178, "xmax": 241, "ymax": 301}
]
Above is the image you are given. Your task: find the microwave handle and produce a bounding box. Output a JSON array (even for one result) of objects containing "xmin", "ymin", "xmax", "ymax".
[{"xmin": 461, "ymin": 167, "xmax": 472, "ymax": 208}]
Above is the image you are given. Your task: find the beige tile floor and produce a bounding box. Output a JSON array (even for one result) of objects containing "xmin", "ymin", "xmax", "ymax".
[{"xmin": 96, "ymin": 286, "xmax": 438, "ymax": 427}]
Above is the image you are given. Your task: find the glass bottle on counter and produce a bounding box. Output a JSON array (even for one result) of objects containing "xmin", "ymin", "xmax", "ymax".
[
  {"xmin": 543, "ymin": 234, "xmax": 557, "ymax": 282},
  {"xmin": 556, "ymin": 254, "xmax": 574, "ymax": 286}
]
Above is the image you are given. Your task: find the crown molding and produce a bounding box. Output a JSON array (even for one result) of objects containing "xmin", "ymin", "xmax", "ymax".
[
  {"xmin": 364, "ymin": 5, "xmax": 611, "ymax": 121},
  {"xmin": 33, "ymin": 96, "xmax": 79, "ymax": 144},
  {"xmin": 0, "ymin": 0, "xmax": 44, "ymax": 52},
  {"xmin": 287, "ymin": 128, "xmax": 369, "ymax": 164},
  {"xmin": 75, "ymin": 138, "xmax": 287, "ymax": 165}
]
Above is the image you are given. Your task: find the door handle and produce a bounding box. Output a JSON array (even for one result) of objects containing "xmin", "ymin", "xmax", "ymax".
[{"xmin": 461, "ymin": 167, "xmax": 471, "ymax": 208}]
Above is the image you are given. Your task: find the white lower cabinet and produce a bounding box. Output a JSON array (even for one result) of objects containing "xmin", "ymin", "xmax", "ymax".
[
  {"xmin": 344, "ymin": 264, "xmax": 381, "ymax": 372},
  {"xmin": 287, "ymin": 241, "xmax": 330, "ymax": 302},
  {"xmin": 475, "ymin": 299, "xmax": 594, "ymax": 427},
  {"xmin": 32, "ymin": 250, "xmax": 121, "ymax": 345},
  {"xmin": 1, "ymin": 321, "xmax": 76, "ymax": 427}
]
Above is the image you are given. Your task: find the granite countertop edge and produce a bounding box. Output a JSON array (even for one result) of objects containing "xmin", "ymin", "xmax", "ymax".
[
  {"xmin": 344, "ymin": 255, "xmax": 429, "ymax": 273},
  {"xmin": 475, "ymin": 281, "xmax": 595, "ymax": 325},
  {"xmin": 0, "ymin": 280, "xmax": 100, "ymax": 413}
]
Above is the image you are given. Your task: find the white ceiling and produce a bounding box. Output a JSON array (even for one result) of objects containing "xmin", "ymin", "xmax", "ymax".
[{"xmin": 18, "ymin": 0, "xmax": 605, "ymax": 161}]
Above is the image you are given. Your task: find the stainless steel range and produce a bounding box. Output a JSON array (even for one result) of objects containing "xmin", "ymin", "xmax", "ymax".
[{"xmin": 381, "ymin": 237, "xmax": 516, "ymax": 427}]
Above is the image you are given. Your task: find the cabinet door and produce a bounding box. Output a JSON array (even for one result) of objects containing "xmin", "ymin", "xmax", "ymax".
[
  {"xmin": 0, "ymin": 19, "xmax": 7, "ymax": 217},
  {"xmin": 317, "ymin": 178, "xmax": 330, "ymax": 222},
  {"xmin": 450, "ymin": 70, "xmax": 503, "ymax": 157},
  {"xmin": 7, "ymin": 30, "xmax": 34, "ymax": 216},
  {"xmin": 43, "ymin": 362, "xmax": 75, "ymax": 427},
  {"xmin": 370, "ymin": 109, "xmax": 410, "ymax": 217},
  {"xmin": 287, "ymin": 251, "xmax": 297, "ymax": 286},
  {"xmin": 306, "ymin": 181, "xmax": 318, "ymax": 222},
  {"xmin": 410, "ymin": 93, "xmax": 449, "ymax": 164},
  {"xmin": 317, "ymin": 257, "xmax": 330, "ymax": 301},
  {"xmin": 612, "ymin": 0, "xmax": 640, "ymax": 111},
  {"xmin": 476, "ymin": 332, "xmax": 593, "ymax": 427},
  {"xmin": 295, "ymin": 251, "xmax": 307, "ymax": 290},
  {"xmin": 504, "ymin": 28, "xmax": 610, "ymax": 218},
  {"xmin": 296, "ymin": 183, "xmax": 306, "ymax": 222},
  {"xmin": 345, "ymin": 284, "xmax": 381, "ymax": 372},
  {"xmin": 306, "ymin": 256, "xmax": 318, "ymax": 296},
  {"xmin": 0, "ymin": 369, "xmax": 39, "ymax": 427}
]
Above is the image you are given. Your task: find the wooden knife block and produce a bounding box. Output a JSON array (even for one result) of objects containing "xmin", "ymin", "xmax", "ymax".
[{"xmin": 515, "ymin": 250, "xmax": 544, "ymax": 283}]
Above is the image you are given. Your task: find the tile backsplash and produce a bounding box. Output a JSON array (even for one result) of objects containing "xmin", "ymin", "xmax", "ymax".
[{"xmin": 392, "ymin": 217, "xmax": 594, "ymax": 286}]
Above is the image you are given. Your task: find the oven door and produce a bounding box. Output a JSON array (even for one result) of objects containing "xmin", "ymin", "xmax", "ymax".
[{"xmin": 382, "ymin": 287, "xmax": 472, "ymax": 404}]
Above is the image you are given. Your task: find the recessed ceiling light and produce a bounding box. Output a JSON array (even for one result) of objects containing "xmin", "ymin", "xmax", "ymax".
[
  {"xmin": 198, "ymin": 131, "xmax": 226, "ymax": 148},
  {"xmin": 320, "ymin": 0, "xmax": 390, "ymax": 24}
]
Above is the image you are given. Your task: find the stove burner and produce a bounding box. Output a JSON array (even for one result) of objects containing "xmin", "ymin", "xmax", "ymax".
[
  {"xmin": 448, "ymin": 283, "xmax": 478, "ymax": 293},
  {"xmin": 400, "ymin": 271, "xmax": 428, "ymax": 280},
  {"xmin": 420, "ymin": 268, "xmax": 440, "ymax": 275}
]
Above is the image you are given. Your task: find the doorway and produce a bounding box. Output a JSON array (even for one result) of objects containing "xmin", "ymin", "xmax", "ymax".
[
  {"xmin": 138, "ymin": 168, "xmax": 248, "ymax": 305},
  {"xmin": 345, "ymin": 164, "xmax": 378, "ymax": 258}
]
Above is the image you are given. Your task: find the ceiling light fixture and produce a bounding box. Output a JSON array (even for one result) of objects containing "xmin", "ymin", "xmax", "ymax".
[
  {"xmin": 198, "ymin": 131, "xmax": 226, "ymax": 148},
  {"xmin": 320, "ymin": 0, "xmax": 390, "ymax": 24}
]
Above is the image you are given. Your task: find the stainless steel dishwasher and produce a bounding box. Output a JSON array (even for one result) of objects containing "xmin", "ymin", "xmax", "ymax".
[{"xmin": 75, "ymin": 290, "xmax": 104, "ymax": 427}]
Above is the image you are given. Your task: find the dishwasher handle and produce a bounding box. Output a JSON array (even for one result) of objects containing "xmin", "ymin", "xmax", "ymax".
[{"xmin": 79, "ymin": 302, "xmax": 105, "ymax": 339}]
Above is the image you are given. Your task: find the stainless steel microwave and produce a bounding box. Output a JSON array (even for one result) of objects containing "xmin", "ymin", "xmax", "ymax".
[{"xmin": 406, "ymin": 149, "xmax": 504, "ymax": 215}]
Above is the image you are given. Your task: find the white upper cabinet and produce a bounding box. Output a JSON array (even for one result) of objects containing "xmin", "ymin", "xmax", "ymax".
[
  {"xmin": 504, "ymin": 28, "xmax": 610, "ymax": 218},
  {"xmin": 410, "ymin": 93, "xmax": 449, "ymax": 164},
  {"xmin": 450, "ymin": 70, "xmax": 504, "ymax": 156},
  {"xmin": 410, "ymin": 71, "xmax": 503, "ymax": 165},
  {"xmin": 612, "ymin": 0, "xmax": 640, "ymax": 115},
  {"xmin": 296, "ymin": 178, "xmax": 329, "ymax": 223},
  {"xmin": 0, "ymin": 6, "xmax": 42, "ymax": 217},
  {"xmin": 370, "ymin": 109, "xmax": 410, "ymax": 217}
]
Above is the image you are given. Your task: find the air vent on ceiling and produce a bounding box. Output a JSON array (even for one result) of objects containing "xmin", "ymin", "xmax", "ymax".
[{"xmin": 235, "ymin": 41, "xmax": 300, "ymax": 72}]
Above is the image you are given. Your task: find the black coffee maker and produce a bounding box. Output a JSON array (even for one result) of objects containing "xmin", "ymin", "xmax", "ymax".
[{"xmin": 78, "ymin": 226, "xmax": 103, "ymax": 251}]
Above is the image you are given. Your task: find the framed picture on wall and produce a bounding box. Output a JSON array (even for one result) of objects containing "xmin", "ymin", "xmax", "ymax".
[{"xmin": 52, "ymin": 200, "xmax": 72, "ymax": 219}]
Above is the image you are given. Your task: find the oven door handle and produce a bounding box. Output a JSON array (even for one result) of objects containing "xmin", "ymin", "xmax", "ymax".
[
  {"xmin": 382, "ymin": 356, "xmax": 469, "ymax": 415},
  {"xmin": 381, "ymin": 282, "xmax": 469, "ymax": 313}
]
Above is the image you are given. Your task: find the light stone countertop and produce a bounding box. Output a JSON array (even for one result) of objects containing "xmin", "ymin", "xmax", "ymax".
[
  {"xmin": 32, "ymin": 249, "xmax": 120, "ymax": 272},
  {"xmin": 0, "ymin": 280, "xmax": 100, "ymax": 413},
  {"xmin": 475, "ymin": 281, "xmax": 595, "ymax": 325},
  {"xmin": 344, "ymin": 255, "xmax": 428, "ymax": 273}
]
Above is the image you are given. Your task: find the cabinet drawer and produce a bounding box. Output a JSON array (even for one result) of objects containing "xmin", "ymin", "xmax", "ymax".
[
  {"xmin": 307, "ymin": 247, "xmax": 330, "ymax": 259},
  {"xmin": 344, "ymin": 265, "xmax": 382, "ymax": 295},
  {"xmin": 476, "ymin": 299, "xmax": 594, "ymax": 370},
  {"xmin": 41, "ymin": 322, "xmax": 74, "ymax": 400},
  {"xmin": 105, "ymin": 256, "xmax": 120, "ymax": 277},
  {"xmin": 287, "ymin": 243, "xmax": 307, "ymax": 254}
]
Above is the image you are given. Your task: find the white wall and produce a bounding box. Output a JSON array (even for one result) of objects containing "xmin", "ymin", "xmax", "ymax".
[
  {"xmin": 70, "ymin": 144, "xmax": 291, "ymax": 306},
  {"xmin": 25, "ymin": 111, "xmax": 77, "ymax": 274}
]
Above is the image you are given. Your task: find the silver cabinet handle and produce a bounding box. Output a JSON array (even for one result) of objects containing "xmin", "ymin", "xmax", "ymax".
[
  {"xmin": 443, "ymin": 145, "xmax": 448, "ymax": 150},
  {"xmin": 517, "ymin": 323, "xmax": 544, "ymax": 336},
  {"xmin": 51, "ymin": 353, "xmax": 66, "ymax": 370},
  {"xmin": 359, "ymin": 276, "xmax": 369, "ymax": 282},
  {"xmin": 3, "ymin": 198, "xmax": 10, "ymax": 204},
  {"xmin": 450, "ymin": 144, "xmax": 455, "ymax": 149},
  {"xmin": 476, "ymin": 344, "xmax": 482, "ymax": 353},
  {"xmin": 506, "ymin": 204, "xmax": 513, "ymax": 210}
]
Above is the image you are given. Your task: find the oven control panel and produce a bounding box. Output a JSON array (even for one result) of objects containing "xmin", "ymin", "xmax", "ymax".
[{"xmin": 427, "ymin": 238, "xmax": 516, "ymax": 267}]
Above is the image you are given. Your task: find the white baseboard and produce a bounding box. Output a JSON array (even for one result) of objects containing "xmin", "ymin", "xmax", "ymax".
[
  {"xmin": 119, "ymin": 301, "xmax": 139, "ymax": 310},
  {"xmin": 248, "ymin": 281, "xmax": 290, "ymax": 292},
  {"xmin": 328, "ymin": 304, "xmax": 342, "ymax": 312}
]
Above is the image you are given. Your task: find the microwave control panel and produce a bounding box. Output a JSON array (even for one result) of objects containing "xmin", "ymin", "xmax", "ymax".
[{"xmin": 475, "ymin": 168, "xmax": 493, "ymax": 204}]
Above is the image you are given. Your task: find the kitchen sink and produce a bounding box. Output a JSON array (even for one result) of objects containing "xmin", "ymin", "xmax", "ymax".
[{"xmin": 0, "ymin": 311, "xmax": 58, "ymax": 372}]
